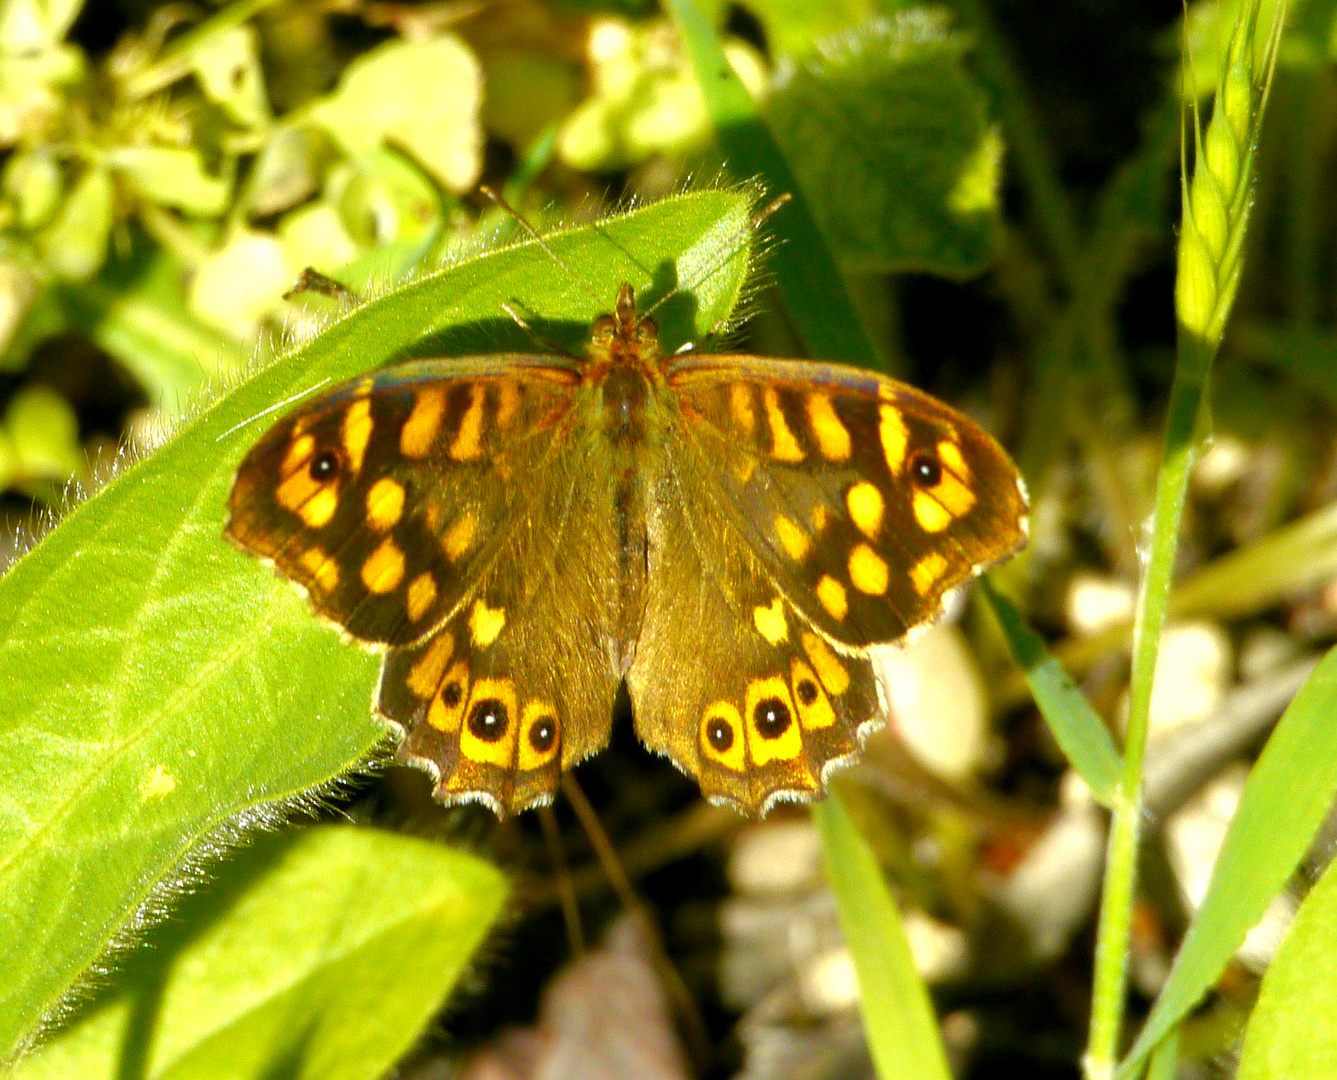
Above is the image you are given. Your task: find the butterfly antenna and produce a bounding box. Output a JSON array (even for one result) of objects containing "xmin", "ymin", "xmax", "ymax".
[
  {"xmin": 479, "ymin": 185, "xmax": 607, "ymax": 313},
  {"xmin": 538, "ymin": 803, "xmax": 586, "ymax": 957},
  {"xmin": 560, "ymin": 774, "xmax": 712, "ymax": 1071},
  {"xmin": 498, "ymin": 300, "xmax": 578, "ymax": 358},
  {"xmin": 639, "ymin": 189, "xmax": 792, "ymax": 325}
]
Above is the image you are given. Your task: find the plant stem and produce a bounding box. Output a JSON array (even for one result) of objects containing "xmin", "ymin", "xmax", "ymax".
[{"xmin": 1084, "ymin": 340, "xmax": 1211, "ymax": 1078}]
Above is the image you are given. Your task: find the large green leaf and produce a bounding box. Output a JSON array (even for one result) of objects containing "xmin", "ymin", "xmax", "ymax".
[
  {"xmin": 0, "ymin": 188, "xmax": 755, "ymax": 1058},
  {"xmin": 12, "ymin": 826, "xmax": 506, "ymax": 1079}
]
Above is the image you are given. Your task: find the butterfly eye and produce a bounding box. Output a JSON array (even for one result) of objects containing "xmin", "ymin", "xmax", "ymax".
[
  {"xmin": 309, "ymin": 450, "xmax": 341, "ymax": 482},
  {"xmin": 909, "ymin": 451, "xmax": 942, "ymax": 487}
]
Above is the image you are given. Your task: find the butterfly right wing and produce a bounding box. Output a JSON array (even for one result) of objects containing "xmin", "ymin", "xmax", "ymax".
[
  {"xmin": 226, "ymin": 356, "xmax": 582, "ymax": 647},
  {"xmin": 228, "ymin": 356, "xmax": 626, "ymax": 814}
]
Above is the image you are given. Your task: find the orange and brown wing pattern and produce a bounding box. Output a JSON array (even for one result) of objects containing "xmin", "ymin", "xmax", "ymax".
[
  {"xmin": 226, "ymin": 357, "xmax": 581, "ymax": 647},
  {"xmin": 666, "ymin": 353, "xmax": 1028, "ymax": 651}
]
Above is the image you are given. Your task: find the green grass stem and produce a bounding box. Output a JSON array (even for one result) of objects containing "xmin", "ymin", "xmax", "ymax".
[{"xmin": 1083, "ymin": 3, "xmax": 1285, "ymax": 1075}]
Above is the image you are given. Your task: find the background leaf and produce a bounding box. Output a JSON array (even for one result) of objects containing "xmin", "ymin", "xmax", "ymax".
[
  {"xmin": 12, "ymin": 826, "xmax": 506, "ymax": 1079},
  {"xmin": 766, "ymin": 12, "xmax": 1002, "ymax": 275},
  {"xmin": 1235, "ymin": 849, "xmax": 1337, "ymax": 1079}
]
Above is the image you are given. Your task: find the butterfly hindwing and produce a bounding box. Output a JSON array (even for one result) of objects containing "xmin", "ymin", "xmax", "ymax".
[
  {"xmin": 226, "ymin": 357, "xmax": 582, "ymax": 646},
  {"xmin": 667, "ymin": 354, "xmax": 1028, "ymax": 650},
  {"xmin": 377, "ymin": 434, "xmax": 625, "ymax": 813},
  {"xmin": 629, "ymin": 461, "xmax": 882, "ymax": 814}
]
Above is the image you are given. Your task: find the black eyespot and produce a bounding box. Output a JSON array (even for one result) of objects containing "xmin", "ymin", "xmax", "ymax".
[
  {"xmin": 753, "ymin": 697, "xmax": 792, "ymax": 739},
  {"xmin": 706, "ymin": 717, "xmax": 734, "ymax": 752},
  {"xmin": 467, "ymin": 698, "xmax": 508, "ymax": 742},
  {"xmin": 442, "ymin": 681, "xmax": 463, "ymax": 709},
  {"xmin": 910, "ymin": 451, "xmax": 941, "ymax": 487},
  {"xmin": 529, "ymin": 715, "xmax": 557, "ymax": 753},
  {"xmin": 309, "ymin": 450, "xmax": 340, "ymax": 481},
  {"xmin": 796, "ymin": 679, "xmax": 819, "ymax": 707}
]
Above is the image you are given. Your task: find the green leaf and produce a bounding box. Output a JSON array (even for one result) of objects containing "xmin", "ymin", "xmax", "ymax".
[
  {"xmin": 0, "ymin": 0, "xmax": 84, "ymax": 51},
  {"xmin": 2, "ymin": 148, "xmax": 62, "ymax": 230},
  {"xmin": 106, "ymin": 147, "xmax": 232, "ymax": 217},
  {"xmin": 3, "ymin": 384, "xmax": 84, "ymax": 484},
  {"xmin": 11, "ymin": 826, "xmax": 506, "ymax": 1079},
  {"xmin": 743, "ymin": 0, "xmax": 880, "ymax": 59},
  {"xmin": 555, "ymin": 18, "xmax": 767, "ymax": 171},
  {"xmin": 1118, "ymin": 646, "xmax": 1337, "ymax": 1077},
  {"xmin": 189, "ymin": 24, "xmax": 271, "ymax": 130},
  {"xmin": 766, "ymin": 12, "xmax": 1002, "ymax": 275},
  {"xmin": 816, "ymin": 791, "xmax": 951, "ymax": 1080},
  {"xmin": 308, "ymin": 37, "xmax": 483, "ymax": 195},
  {"xmin": 1236, "ymin": 851, "xmax": 1337, "ymax": 1078},
  {"xmin": 58, "ymin": 261, "xmax": 247, "ymax": 417},
  {"xmin": 0, "ymin": 188, "xmax": 755, "ymax": 1059},
  {"xmin": 980, "ymin": 580, "xmax": 1123, "ymax": 807},
  {"xmin": 664, "ymin": 0, "xmax": 880, "ymax": 367},
  {"xmin": 187, "ymin": 230, "xmax": 292, "ymax": 337}
]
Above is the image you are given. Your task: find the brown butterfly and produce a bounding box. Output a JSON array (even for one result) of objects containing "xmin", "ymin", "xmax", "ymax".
[{"xmin": 226, "ymin": 283, "xmax": 1026, "ymax": 815}]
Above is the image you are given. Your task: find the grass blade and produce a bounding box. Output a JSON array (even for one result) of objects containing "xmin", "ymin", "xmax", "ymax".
[
  {"xmin": 663, "ymin": 0, "xmax": 879, "ymax": 367},
  {"xmin": 1118, "ymin": 647, "xmax": 1337, "ymax": 1077},
  {"xmin": 815, "ymin": 789, "xmax": 951, "ymax": 1080},
  {"xmin": 980, "ymin": 579, "xmax": 1122, "ymax": 807},
  {"xmin": 1085, "ymin": 3, "xmax": 1286, "ymax": 1074}
]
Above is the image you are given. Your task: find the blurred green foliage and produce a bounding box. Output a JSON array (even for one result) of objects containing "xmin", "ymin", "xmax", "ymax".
[{"xmin": 0, "ymin": 0, "xmax": 1008, "ymax": 501}]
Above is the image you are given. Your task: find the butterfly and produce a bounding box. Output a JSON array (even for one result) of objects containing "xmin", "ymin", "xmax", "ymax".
[{"xmin": 225, "ymin": 282, "xmax": 1027, "ymax": 816}]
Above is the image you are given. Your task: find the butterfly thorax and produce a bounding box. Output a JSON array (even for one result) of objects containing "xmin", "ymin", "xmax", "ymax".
[{"xmin": 585, "ymin": 284, "xmax": 667, "ymax": 450}]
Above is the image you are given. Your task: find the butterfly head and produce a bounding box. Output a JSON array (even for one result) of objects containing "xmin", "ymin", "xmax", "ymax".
[{"xmin": 588, "ymin": 282, "xmax": 660, "ymax": 368}]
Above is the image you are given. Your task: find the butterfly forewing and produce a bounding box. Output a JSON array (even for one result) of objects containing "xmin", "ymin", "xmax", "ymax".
[
  {"xmin": 666, "ymin": 354, "xmax": 1028, "ymax": 650},
  {"xmin": 226, "ymin": 357, "xmax": 581, "ymax": 646}
]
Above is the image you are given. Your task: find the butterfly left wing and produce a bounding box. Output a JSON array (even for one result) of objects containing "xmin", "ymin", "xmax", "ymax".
[
  {"xmin": 375, "ymin": 431, "xmax": 626, "ymax": 813},
  {"xmin": 665, "ymin": 353, "xmax": 1028, "ymax": 650},
  {"xmin": 226, "ymin": 358, "xmax": 625, "ymax": 814},
  {"xmin": 628, "ymin": 353, "xmax": 1026, "ymax": 814}
]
